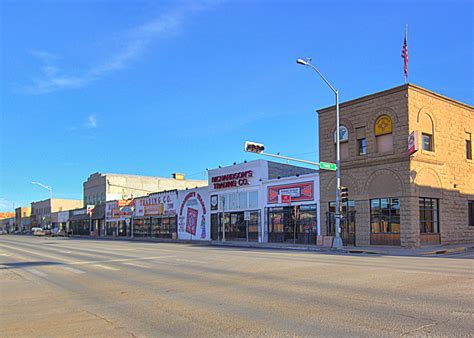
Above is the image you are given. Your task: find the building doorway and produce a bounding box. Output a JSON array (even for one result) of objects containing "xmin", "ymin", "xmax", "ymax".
[
  {"xmin": 210, "ymin": 211, "xmax": 260, "ymax": 242},
  {"xmin": 267, "ymin": 204, "xmax": 317, "ymax": 245}
]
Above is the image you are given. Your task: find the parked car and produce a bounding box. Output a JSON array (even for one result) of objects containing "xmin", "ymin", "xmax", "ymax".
[
  {"xmin": 32, "ymin": 227, "xmax": 46, "ymax": 236},
  {"xmin": 52, "ymin": 229, "xmax": 69, "ymax": 237}
]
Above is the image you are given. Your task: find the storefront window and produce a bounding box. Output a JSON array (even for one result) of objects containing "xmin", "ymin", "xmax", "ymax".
[
  {"xmin": 268, "ymin": 204, "xmax": 317, "ymax": 244},
  {"xmin": 106, "ymin": 221, "xmax": 116, "ymax": 236},
  {"xmin": 134, "ymin": 216, "xmax": 177, "ymax": 238},
  {"xmin": 239, "ymin": 192, "xmax": 248, "ymax": 209},
  {"xmin": 249, "ymin": 191, "xmax": 258, "ymax": 209},
  {"xmin": 133, "ymin": 219, "xmax": 149, "ymax": 237},
  {"xmin": 419, "ymin": 198, "xmax": 439, "ymax": 233},
  {"xmin": 211, "ymin": 210, "xmax": 260, "ymax": 242},
  {"xmin": 370, "ymin": 198, "xmax": 400, "ymax": 233}
]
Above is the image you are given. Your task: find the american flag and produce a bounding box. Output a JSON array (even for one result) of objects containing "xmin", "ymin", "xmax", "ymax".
[{"xmin": 401, "ymin": 25, "xmax": 408, "ymax": 82}]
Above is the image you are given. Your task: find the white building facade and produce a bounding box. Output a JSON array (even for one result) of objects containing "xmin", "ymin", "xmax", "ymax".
[{"xmin": 208, "ymin": 160, "xmax": 320, "ymax": 244}]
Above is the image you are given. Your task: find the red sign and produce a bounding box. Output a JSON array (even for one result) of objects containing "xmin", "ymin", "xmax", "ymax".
[
  {"xmin": 211, "ymin": 170, "xmax": 253, "ymax": 190},
  {"xmin": 407, "ymin": 131, "xmax": 419, "ymax": 155},
  {"xmin": 268, "ymin": 181, "xmax": 314, "ymax": 204},
  {"xmin": 117, "ymin": 199, "xmax": 134, "ymax": 207},
  {"xmin": 86, "ymin": 205, "xmax": 95, "ymax": 215},
  {"xmin": 281, "ymin": 195, "xmax": 291, "ymax": 204}
]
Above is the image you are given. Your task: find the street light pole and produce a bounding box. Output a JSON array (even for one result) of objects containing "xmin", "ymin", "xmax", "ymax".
[
  {"xmin": 31, "ymin": 181, "xmax": 53, "ymax": 200},
  {"xmin": 31, "ymin": 181, "xmax": 53, "ymax": 230},
  {"xmin": 296, "ymin": 58, "xmax": 343, "ymax": 249}
]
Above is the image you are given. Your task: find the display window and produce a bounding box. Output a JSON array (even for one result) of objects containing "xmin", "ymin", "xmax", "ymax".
[{"xmin": 267, "ymin": 204, "xmax": 317, "ymax": 244}]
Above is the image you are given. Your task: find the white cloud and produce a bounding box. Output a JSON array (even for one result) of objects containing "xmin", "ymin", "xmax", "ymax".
[
  {"xmin": 25, "ymin": 1, "xmax": 220, "ymax": 94},
  {"xmin": 86, "ymin": 115, "xmax": 98, "ymax": 129}
]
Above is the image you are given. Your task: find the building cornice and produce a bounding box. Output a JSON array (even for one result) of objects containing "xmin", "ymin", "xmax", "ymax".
[{"xmin": 317, "ymin": 83, "xmax": 473, "ymax": 114}]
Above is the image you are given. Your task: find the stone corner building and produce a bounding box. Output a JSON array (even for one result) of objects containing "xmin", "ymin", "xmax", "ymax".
[{"xmin": 318, "ymin": 83, "xmax": 474, "ymax": 247}]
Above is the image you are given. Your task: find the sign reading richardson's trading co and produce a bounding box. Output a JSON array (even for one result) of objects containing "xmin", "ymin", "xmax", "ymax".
[{"xmin": 211, "ymin": 170, "xmax": 253, "ymax": 190}]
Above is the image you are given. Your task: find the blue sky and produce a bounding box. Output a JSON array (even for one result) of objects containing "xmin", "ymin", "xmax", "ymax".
[{"xmin": 0, "ymin": 0, "xmax": 472, "ymax": 211}]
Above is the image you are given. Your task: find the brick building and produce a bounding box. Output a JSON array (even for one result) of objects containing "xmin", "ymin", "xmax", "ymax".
[{"xmin": 318, "ymin": 84, "xmax": 473, "ymax": 247}]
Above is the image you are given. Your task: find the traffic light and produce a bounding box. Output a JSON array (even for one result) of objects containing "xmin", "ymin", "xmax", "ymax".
[
  {"xmin": 244, "ymin": 141, "xmax": 265, "ymax": 154},
  {"xmin": 340, "ymin": 186, "xmax": 349, "ymax": 203}
]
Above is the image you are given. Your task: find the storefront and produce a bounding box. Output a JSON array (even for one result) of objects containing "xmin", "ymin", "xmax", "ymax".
[
  {"xmin": 91, "ymin": 204, "xmax": 105, "ymax": 237},
  {"xmin": 178, "ymin": 187, "xmax": 210, "ymax": 240},
  {"xmin": 264, "ymin": 175, "xmax": 320, "ymax": 244},
  {"xmin": 208, "ymin": 160, "xmax": 318, "ymax": 243},
  {"xmin": 51, "ymin": 211, "xmax": 70, "ymax": 232},
  {"xmin": 70, "ymin": 208, "xmax": 91, "ymax": 236},
  {"xmin": 133, "ymin": 191, "xmax": 178, "ymax": 239},
  {"xmin": 208, "ymin": 161, "xmax": 266, "ymax": 242},
  {"xmin": 105, "ymin": 199, "xmax": 133, "ymax": 237}
]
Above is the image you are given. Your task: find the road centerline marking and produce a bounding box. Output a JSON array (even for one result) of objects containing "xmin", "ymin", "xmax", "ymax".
[
  {"xmin": 27, "ymin": 268, "xmax": 47, "ymax": 277},
  {"xmin": 92, "ymin": 264, "xmax": 120, "ymax": 271},
  {"xmin": 61, "ymin": 266, "xmax": 86, "ymax": 274}
]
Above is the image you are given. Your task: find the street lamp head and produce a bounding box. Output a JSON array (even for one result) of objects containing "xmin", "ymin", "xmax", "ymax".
[{"xmin": 296, "ymin": 58, "xmax": 309, "ymax": 66}]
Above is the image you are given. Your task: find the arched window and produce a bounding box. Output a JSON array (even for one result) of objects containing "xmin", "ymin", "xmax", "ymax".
[
  {"xmin": 420, "ymin": 113, "xmax": 434, "ymax": 152},
  {"xmin": 334, "ymin": 125, "xmax": 349, "ymax": 160},
  {"xmin": 374, "ymin": 115, "xmax": 393, "ymax": 153}
]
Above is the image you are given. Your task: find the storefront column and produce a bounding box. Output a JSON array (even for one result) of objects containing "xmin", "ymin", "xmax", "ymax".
[
  {"xmin": 355, "ymin": 200, "xmax": 370, "ymax": 246},
  {"xmin": 400, "ymin": 196, "xmax": 420, "ymax": 247}
]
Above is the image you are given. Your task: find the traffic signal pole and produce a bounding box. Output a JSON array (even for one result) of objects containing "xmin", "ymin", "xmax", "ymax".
[
  {"xmin": 333, "ymin": 90, "xmax": 344, "ymax": 249},
  {"xmin": 253, "ymin": 151, "xmax": 321, "ymax": 167}
]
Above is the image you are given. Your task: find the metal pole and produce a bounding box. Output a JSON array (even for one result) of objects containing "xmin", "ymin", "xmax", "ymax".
[
  {"xmin": 333, "ymin": 90, "xmax": 343, "ymax": 249},
  {"xmin": 89, "ymin": 213, "xmax": 92, "ymax": 236},
  {"xmin": 296, "ymin": 59, "xmax": 343, "ymax": 249},
  {"xmin": 246, "ymin": 219, "xmax": 249, "ymax": 242},
  {"xmin": 221, "ymin": 196, "xmax": 226, "ymax": 242}
]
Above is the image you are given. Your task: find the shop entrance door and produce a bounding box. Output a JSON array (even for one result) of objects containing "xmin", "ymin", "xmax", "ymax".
[
  {"xmin": 211, "ymin": 213, "xmax": 219, "ymax": 240},
  {"xmin": 327, "ymin": 201, "xmax": 356, "ymax": 246},
  {"xmin": 210, "ymin": 211, "xmax": 260, "ymax": 242},
  {"xmin": 268, "ymin": 205, "xmax": 318, "ymax": 244}
]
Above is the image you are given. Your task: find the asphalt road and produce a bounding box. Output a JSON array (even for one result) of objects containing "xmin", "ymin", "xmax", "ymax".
[{"xmin": 0, "ymin": 235, "xmax": 472, "ymax": 337}]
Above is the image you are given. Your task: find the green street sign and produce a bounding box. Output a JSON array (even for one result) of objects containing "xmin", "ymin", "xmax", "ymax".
[{"xmin": 319, "ymin": 161, "xmax": 337, "ymax": 171}]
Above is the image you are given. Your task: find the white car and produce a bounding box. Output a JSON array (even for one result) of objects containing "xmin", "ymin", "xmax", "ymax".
[{"xmin": 32, "ymin": 227, "xmax": 45, "ymax": 236}]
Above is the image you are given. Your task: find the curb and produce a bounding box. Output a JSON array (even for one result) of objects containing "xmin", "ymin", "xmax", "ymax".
[{"xmin": 421, "ymin": 246, "xmax": 467, "ymax": 255}]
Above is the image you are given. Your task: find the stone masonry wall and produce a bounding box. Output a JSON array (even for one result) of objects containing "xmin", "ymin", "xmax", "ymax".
[{"xmin": 408, "ymin": 86, "xmax": 474, "ymax": 244}]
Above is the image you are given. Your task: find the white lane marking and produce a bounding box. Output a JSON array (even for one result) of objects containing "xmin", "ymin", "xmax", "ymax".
[
  {"xmin": 122, "ymin": 262, "xmax": 151, "ymax": 268},
  {"xmin": 92, "ymin": 264, "xmax": 120, "ymax": 271},
  {"xmin": 0, "ymin": 244, "xmax": 76, "ymax": 264},
  {"xmin": 71, "ymin": 255, "xmax": 177, "ymax": 266},
  {"xmin": 27, "ymin": 268, "xmax": 47, "ymax": 277},
  {"xmin": 62, "ymin": 266, "xmax": 86, "ymax": 274},
  {"xmin": 0, "ymin": 253, "xmax": 12, "ymax": 256},
  {"xmin": 58, "ymin": 250, "xmax": 72, "ymax": 254},
  {"xmin": 0, "ymin": 243, "xmax": 176, "ymax": 267},
  {"xmin": 153, "ymin": 260, "xmax": 179, "ymax": 266}
]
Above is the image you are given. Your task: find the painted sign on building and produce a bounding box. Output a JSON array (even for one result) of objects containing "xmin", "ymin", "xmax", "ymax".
[
  {"xmin": 58, "ymin": 211, "xmax": 69, "ymax": 223},
  {"xmin": 177, "ymin": 187, "xmax": 209, "ymax": 240},
  {"xmin": 210, "ymin": 170, "xmax": 253, "ymax": 190},
  {"xmin": 106, "ymin": 199, "xmax": 134, "ymax": 221},
  {"xmin": 268, "ymin": 181, "xmax": 314, "ymax": 204},
  {"xmin": 134, "ymin": 191, "xmax": 177, "ymax": 217}
]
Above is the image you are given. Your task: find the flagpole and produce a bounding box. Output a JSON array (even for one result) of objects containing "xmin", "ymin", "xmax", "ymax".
[{"xmin": 405, "ymin": 24, "xmax": 408, "ymax": 84}]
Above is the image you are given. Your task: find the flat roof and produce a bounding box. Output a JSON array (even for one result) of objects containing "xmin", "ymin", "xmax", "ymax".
[{"xmin": 317, "ymin": 83, "xmax": 473, "ymax": 114}]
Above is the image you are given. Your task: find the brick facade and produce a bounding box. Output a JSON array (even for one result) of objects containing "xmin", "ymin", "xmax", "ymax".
[{"xmin": 318, "ymin": 84, "xmax": 473, "ymax": 246}]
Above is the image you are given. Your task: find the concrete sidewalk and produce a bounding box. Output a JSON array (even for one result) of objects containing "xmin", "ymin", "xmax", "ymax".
[
  {"xmin": 66, "ymin": 234, "xmax": 474, "ymax": 257},
  {"xmin": 208, "ymin": 240, "xmax": 474, "ymax": 257}
]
